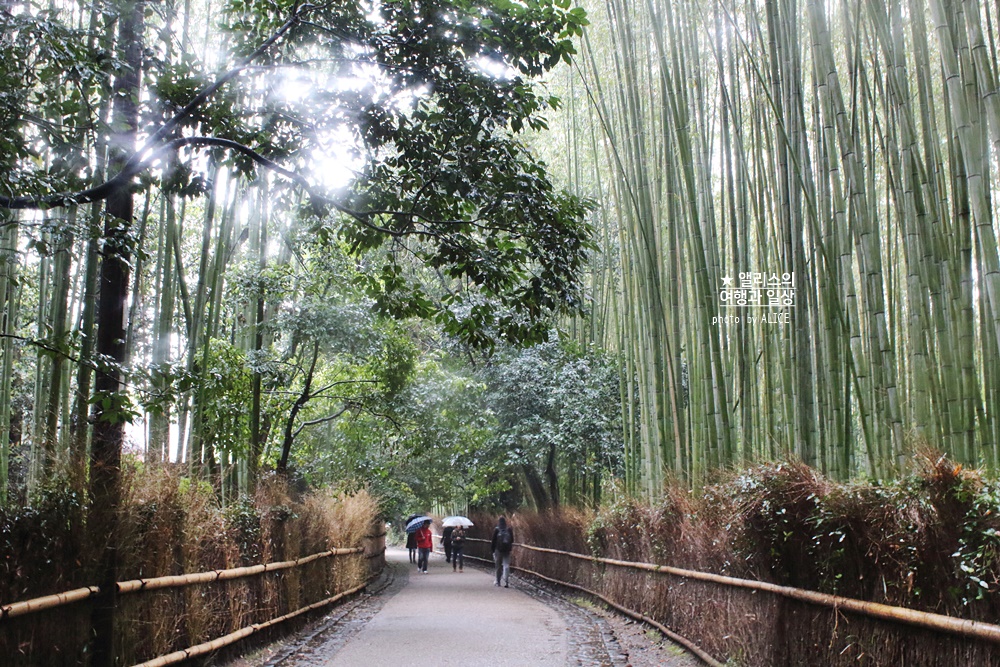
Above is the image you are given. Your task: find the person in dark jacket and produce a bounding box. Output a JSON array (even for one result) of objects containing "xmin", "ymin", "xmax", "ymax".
[
  {"xmin": 442, "ymin": 525, "xmax": 455, "ymax": 563},
  {"xmin": 451, "ymin": 525, "xmax": 466, "ymax": 572},
  {"xmin": 405, "ymin": 529, "xmax": 417, "ymax": 564},
  {"xmin": 490, "ymin": 516, "xmax": 514, "ymax": 587}
]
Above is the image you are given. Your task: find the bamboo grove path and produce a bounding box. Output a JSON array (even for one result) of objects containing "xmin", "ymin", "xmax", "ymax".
[
  {"xmin": 258, "ymin": 547, "xmax": 698, "ymax": 667},
  {"xmin": 322, "ymin": 547, "xmax": 564, "ymax": 666}
]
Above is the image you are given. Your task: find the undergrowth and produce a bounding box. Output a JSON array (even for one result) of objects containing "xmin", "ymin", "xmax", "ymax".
[
  {"xmin": 0, "ymin": 461, "xmax": 380, "ymax": 666},
  {"xmin": 469, "ymin": 451, "xmax": 1000, "ymax": 666}
]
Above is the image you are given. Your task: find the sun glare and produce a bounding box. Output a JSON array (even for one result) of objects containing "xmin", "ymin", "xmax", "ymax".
[
  {"xmin": 277, "ymin": 73, "xmax": 316, "ymax": 104},
  {"xmin": 310, "ymin": 126, "xmax": 364, "ymax": 192},
  {"xmin": 475, "ymin": 55, "xmax": 513, "ymax": 79},
  {"xmin": 364, "ymin": 0, "xmax": 385, "ymax": 24}
]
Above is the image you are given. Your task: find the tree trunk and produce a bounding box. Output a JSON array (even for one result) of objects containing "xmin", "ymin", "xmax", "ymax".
[
  {"xmin": 277, "ymin": 340, "xmax": 319, "ymax": 473},
  {"xmin": 520, "ymin": 462, "xmax": 551, "ymax": 511},
  {"xmin": 89, "ymin": 0, "xmax": 143, "ymax": 663},
  {"xmin": 544, "ymin": 441, "xmax": 560, "ymax": 507}
]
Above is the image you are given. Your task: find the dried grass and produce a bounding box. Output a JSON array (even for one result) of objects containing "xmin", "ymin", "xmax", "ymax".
[
  {"xmin": 0, "ymin": 464, "xmax": 380, "ymax": 666},
  {"xmin": 487, "ymin": 454, "xmax": 1000, "ymax": 666}
]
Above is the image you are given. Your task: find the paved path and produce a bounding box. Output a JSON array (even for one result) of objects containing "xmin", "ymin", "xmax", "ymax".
[
  {"xmin": 230, "ymin": 547, "xmax": 700, "ymax": 667},
  {"xmin": 322, "ymin": 548, "xmax": 567, "ymax": 667}
]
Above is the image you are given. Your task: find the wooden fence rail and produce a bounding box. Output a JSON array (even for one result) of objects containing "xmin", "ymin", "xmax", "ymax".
[
  {"xmin": 130, "ymin": 579, "xmax": 370, "ymax": 667},
  {"xmin": 467, "ymin": 538, "xmax": 1000, "ymax": 646},
  {"xmin": 116, "ymin": 547, "xmax": 363, "ymax": 594},
  {"xmin": 0, "ymin": 585, "xmax": 102, "ymax": 620},
  {"xmin": 0, "ymin": 546, "xmax": 364, "ymax": 620}
]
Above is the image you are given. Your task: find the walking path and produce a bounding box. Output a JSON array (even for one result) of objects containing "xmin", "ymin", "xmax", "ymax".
[
  {"xmin": 322, "ymin": 548, "xmax": 567, "ymax": 666},
  {"xmin": 230, "ymin": 548, "xmax": 699, "ymax": 667}
]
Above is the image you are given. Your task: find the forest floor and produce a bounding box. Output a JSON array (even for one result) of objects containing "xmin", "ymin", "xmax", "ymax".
[{"xmin": 222, "ymin": 547, "xmax": 700, "ymax": 667}]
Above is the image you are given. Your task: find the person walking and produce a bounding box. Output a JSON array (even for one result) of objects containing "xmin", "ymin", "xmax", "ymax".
[
  {"xmin": 451, "ymin": 525, "xmax": 466, "ymax": 572},
  {"xmin": 404, "ymin": 513, "xmax": 422, "ymax": 564},
  {"xmin": 405, "ymin": 528, "xmax": 417, "ymax": 564},
  {"xmin": 415, "ymin": 519, "xmax": 433, "ymax": 573},
  {"xmin": 490, "ymin": 516, "xmax": 514, "ymax": 587},
  {"xmin": 442, "ymin": 524, "xmax": 455, "ymax": 563}
]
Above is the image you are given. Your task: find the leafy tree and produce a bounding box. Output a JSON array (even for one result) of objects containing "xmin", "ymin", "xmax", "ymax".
[
  {"xmin": 197, "ymin": 340, "xmax": 253, "ymax": 465},
  {"xmin": 225, "ymin": 233, "xmax": 419, "ymax": 474},
  {"xmin": 480, "ymin": 338, "xmax": 624, "ymax": 509},
  {"xmin": 3, "ymin": 0, "xmax": 594, "ymax": 343},
  {"xmin": 0, "ymin": 10, "xmax": 111, "ymax": 201},
  {"xmin": 289, "ymin": 340, "xmax": 509, "ymax": 514},
  {"xmin": 2, "ymin": 2, "xmax": 592, "ymax": 661}
]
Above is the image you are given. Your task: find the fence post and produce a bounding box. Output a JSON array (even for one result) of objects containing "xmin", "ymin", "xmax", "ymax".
[{"xmin": 363, "ymin": 522, "xmax": 386, "ymax": 577}]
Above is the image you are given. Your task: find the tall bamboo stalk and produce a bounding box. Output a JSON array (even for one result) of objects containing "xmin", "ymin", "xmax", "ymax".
[{"xmin": 556, "ymin": 0, "xmax": 1000, "ymax": 487}]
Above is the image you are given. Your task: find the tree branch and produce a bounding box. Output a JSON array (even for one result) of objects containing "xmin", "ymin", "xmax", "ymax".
[
  {"xmin": 307, "ymin": 378, "xmax": 378, "ymax": 398},
  {"xmin": 0, "ymin": 4, "xmax": 312, "ymax": 211},
  {"xmin": 292, "ymin": 405, "xmax": 351, "ymax": 438},
  {"xmin": 0, "ymin": 333, "xmax": 82, "ymax": 365}
]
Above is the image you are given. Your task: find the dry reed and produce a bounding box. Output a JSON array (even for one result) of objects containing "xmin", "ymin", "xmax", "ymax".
[
  {"xmin": 473, "ymin": 454, "xmax": 1000, "ymax": 665},
  {"xmin": 0, "ymin": 464, "xmax": 380, "ymax": 666}
]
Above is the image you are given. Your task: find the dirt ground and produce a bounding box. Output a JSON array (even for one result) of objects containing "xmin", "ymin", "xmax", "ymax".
[
  {"xmin": 222, "ymin": 548, "xmax": 702, "ymax": 667},
  {"xmin": 591, "ymin": 606, "xmax": 702, "ymax": 667},
  {"xmin": 512, "ymin": 564, "xmax": 701, "ymax": 667}
]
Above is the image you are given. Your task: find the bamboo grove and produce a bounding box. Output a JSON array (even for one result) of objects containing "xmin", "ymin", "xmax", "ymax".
[
  {"xmin": 0, "ymin": 0, "xmax": 289, "ymax": 504},
  {"xmin": 4, "ymin": 0, "xmax": 1000, "ymax": 511},
  {"xmin": 545, "ymin": 0, "xmax": 1000, "ymax": 494}
]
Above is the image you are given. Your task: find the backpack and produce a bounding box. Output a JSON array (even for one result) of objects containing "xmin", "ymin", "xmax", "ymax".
[{"xmin": 497, "ymin": 527, "xmax": 513, "ymax": 553}]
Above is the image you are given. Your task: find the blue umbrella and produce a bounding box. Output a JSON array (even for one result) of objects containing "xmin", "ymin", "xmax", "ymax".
[{"xmin": 406, "ymin": 516, "xmax": 432, "ymax": 533}]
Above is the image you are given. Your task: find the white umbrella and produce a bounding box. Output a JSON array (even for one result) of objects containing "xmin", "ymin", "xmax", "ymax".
[{"xmin": 442, "ymin": 516, "xmax": 474, "ymax": 527}]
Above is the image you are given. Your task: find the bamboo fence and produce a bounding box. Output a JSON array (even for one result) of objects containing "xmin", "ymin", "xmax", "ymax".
[
  {"xmin": 1, "ymin": 538, "xmax": 385, "ymax": 665},
  {"xmin": 0, "ymin": 546, "xmax": 365, "ymax": 620},
  {"xmin": 439, "ymin": 541, "xmax": 724, "ymax": 665},
  {"xmin": 129, "ymin": 579, "xmax": 370, "ymax": 667},
  {"xmin": 465, "ymin": 538, "xmax": 1000, "ymax": 652}
]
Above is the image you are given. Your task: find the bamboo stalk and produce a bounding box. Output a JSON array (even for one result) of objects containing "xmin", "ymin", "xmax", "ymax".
[{"xmin": 0, "ymin": 216, "xmax": 18, "ymax": 503}]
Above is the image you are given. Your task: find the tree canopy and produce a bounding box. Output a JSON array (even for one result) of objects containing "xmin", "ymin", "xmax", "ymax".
[
  {"xmin": 2, "ymin": 0, "xmax": 593, "ymax": 346},
  {"xmin": 0, "ymin": 0, "xmax": 599, "ymax": 501}
]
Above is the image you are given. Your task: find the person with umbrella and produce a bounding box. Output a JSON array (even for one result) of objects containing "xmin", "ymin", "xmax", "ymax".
[
  {"xmin": 443, "ymin": 516, "xmax": 473, "ymax": 572},
  {"xmin": 414, "ymin": 519, "xmax": 433, "ymax": 573},
  {"xmin": 404, "ymin": 513, "xmax": 422, "ymax": 564}
]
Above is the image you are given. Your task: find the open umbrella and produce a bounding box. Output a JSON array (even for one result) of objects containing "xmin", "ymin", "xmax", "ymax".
[
  {"xmin": 442, "ymin": 516, "xmax": 473, "ymax": 528},
  {"xmin": 405, "ymin": 516, "xmax": 432, "ymax": 533}
]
